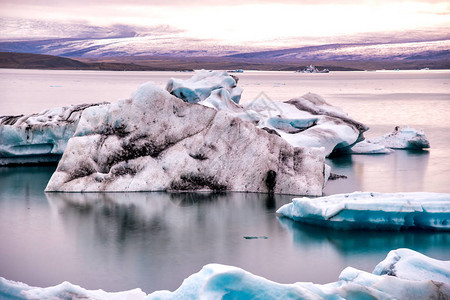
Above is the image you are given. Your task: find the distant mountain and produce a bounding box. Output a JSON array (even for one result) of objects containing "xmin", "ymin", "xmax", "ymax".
[
  {"xmin": 228, "ymin": 40, "xmax": 450, "ymax": 62},
  {"xmin": 0, "ymin": 36, "xmax": 256, "ymax": 58},
  {"xmin": 0, "ymin": 52, "xmax": 88, "ymax": 69},
  {"xmin": 1, "ymin": 17, "xmax": 449, "ymax": 62},
  {"xmin": 0, "ymin": 35, "xmax": 448, "ymax": 63},
  {"xmin": 0, "ymin": 52, "xmax": 168, "ymax": 71}
]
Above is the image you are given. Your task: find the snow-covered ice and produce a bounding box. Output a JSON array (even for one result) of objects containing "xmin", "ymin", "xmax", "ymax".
[
  {"xmin": 0, "ymin": 277, "xmax": 147, "ymax": 300},
  {"xmin": 1, "ymin": 248, "xmax": 448, "ymax": 299},
  {"xmin": 373, "ymin": 248, "xmax": 450, "ymax": 284},
  {"xmin": 45, "ymin": 82, "xmax": 326, "ymax": 194},
  {"xmin": 168, "ymin": 71, "xmax": 369, "ymax": 157},
  {"xmin": 242, "ymin": 93, "xmax": 369, "ymax": 157},
  {"xmin": 277, "ymin": 191, "xmax": 450, "ymax": 230},
  {"xmin": 341, "ymin": 140, "xmax": 393, "ymax": 154},
  {"xmin": 0, "ymin": 103, "xmax": 107, "ymax": 165},
  {"xmin": 1, "ymin": 70, "xmax": 370, "ymax": 169},
  {"xmin": 367, "ymin": 126, "xmax": 430, "ymax": 149},
  {"xmin": 166, "ymin": 70, "xmax": 243, "ymax": 104}
]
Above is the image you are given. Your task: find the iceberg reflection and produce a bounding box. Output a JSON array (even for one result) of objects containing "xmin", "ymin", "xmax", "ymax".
[{"xmin": 278, "ymin": 216, "xmax": 450, "ymax": 256}]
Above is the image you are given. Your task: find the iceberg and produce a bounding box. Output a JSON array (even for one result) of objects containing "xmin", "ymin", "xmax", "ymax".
[
  {"xmin": 165, "ymin": 70, "xmax": 243, "ymax": 104},
  {"xmin": 0, "ymin": 277, "xmax": 147, "ymax": 300},
  {"xmin": 0, "ymin": 103, "xmax": 108, "ymax": 165},
  {"xmin": 242, "ymin": 93, "xmax": 369, "ymax": 157},
  {"xmin": 367, "ymin": 126, "xmax": 430, "ymax": 150},
  {"xmin": 1, "ymin": 70, "xmax": 369, "ymax": 169},
  {"xmin": 277, "ymin": 191, "xmax": 450, "ymax": 230},
  {"xmin": 296, "ymin": 65, "xmax": 330, "ymax": 73},
  {"xmin": 168, "ymin": 71, "xmax": 368, "ymax": 157},
  {"xmin": 45, "ymin": 82, "xmax": 327, "ymax": 194},
  {"xmin": 373, "ymin": 248, "xmax": 450, "ymax": 284},
  {"xmin": 1, "ymin": 249, "xmax": 448, "ymax": 299}
]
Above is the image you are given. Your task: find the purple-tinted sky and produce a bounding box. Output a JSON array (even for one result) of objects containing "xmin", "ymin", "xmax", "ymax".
[{"xmin": 0, "ymin": 0, "xmax": 449, "ymax": 46}]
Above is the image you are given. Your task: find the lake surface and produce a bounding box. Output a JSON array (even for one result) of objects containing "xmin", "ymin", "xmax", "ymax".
[{"xmin": 0, "ymin": 69, "xmax": 449, "ymax": 293}]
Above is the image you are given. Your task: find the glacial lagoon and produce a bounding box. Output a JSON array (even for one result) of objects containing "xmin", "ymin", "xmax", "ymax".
[{"xmin": 0, "ymin": 69, "xmax": 449, "ymax": 293}]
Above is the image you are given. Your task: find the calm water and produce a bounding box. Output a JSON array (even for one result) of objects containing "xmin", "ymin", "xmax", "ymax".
[{"xmin": 0, "ymin": 69, "xmax": 449, "ymax": 293}]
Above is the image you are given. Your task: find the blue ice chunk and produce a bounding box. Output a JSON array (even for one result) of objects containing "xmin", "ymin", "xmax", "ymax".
[{"xmin": 277, "ymin": 192, "xmax": 450, "ymax": 231}]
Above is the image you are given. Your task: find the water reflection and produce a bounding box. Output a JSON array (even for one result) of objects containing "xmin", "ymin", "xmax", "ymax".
[
  {"xmin": 0, "ymin": 166, "xmax": 55, "ymax": 202},
  {"xmin": 278, "ymin": 217, "xmax": 450, "ymax": 257},
  {"xmin": 46, "ymin": 192, "xmax": 284, "ymax": 239},
  {"xmin": 324, "ymin": 149, "xmax": 431, "ymax": 194},
  {"xmin": 44, "ymin": 192, "xmax": 297, "ymax": 292}
]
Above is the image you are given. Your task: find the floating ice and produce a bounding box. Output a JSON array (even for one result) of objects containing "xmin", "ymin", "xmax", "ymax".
[
  {"xmin": 341, "ymin": 140, "xmax": 393, "ymax": 154},
  {"xmin": 368, "ymin": 126, "xmax": 430, "ymax": 149},
  {"xmin": 373, "ymin": 248, "xmax": 450, "ymax": 284},
  {"xmin": 168, "ymin": 71, "xmax": 368, "ymax": 157},
  {"xmin": 1, "ymin": 249, "xmax": 448, "ymax": 299},
  {"xmin": 277, "ymin": 191, "xmax": 450, "ymax": 230},
  {"xmin": 46, "ymin": 82, "xmax": 326, "ymax": 194},
  {"xmin": 0, "ymin": 277, "xmax": 147, "ymax": 300},
  {"xmin": 242, "ymin": 94, "xmax": 368, "ymax": 157},
  {"xmin": 0, "ymin": 103, "xmax": 108, "ymax": 165},
  {"xmin": 1, "ymin": 71, "xmax": 369, "ymax": 168},
  {"xmin": 166, "ymin": 70, "xmax": 243, "ymax": 104}
]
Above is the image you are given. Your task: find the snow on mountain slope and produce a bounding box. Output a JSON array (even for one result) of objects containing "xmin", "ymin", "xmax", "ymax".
[
  {"xmin": 1, "ymin": 17, "xmax": 448, "ymax": 59},
  {"xmin": 0, "ymin": 35, "xmax": 261, "ymax": 57},
  {"xmin": 230, "ymin": 40, "xmax": 450, "ymax": 61},
  {"xmin": 1, "ymin": 36, "xmax": 448, "ymax": 59}
]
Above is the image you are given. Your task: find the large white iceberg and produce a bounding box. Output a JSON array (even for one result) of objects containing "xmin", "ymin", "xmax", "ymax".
[
  {"xmin": 1, "ymin": 71, "xmax": 369, "ymax": 168},
  {"xmin": 1, "ymin": 248, "xmax": 448, "ymax": 299},
  {"xmin": 277, "ymin": 191, "xmax": 450, "ymax": 230},
  {"xmin": 0, "ymin": 103, "xmax": 107, "ymax": 165},
  {"xmin": 45, "ymin": 82, "xmax": 326, "ymax": 194}
]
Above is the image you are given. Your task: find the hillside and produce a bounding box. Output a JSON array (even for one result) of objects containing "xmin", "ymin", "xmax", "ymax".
[
  {"xmin": 0, "ymin": 52, "xmax": 167, "ymax": 71},
  {"xmin": 1, "ymin": 52, "xmax": 448, "ymax": 72}
]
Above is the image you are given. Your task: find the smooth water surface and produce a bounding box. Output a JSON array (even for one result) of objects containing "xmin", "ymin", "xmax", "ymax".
[
  {"xmin": 0, "ymin": 167, "xmax": 449, "ymax": 293},
  {"xmin": 0, "ymin": 69, "xmax": 449, "ymax": 293}
]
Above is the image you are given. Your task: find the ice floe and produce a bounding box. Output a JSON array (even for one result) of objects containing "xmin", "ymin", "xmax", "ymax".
[
  {"xmin": 45, "ymin": 82, "xmax": 326, "ymax": 194},
  {"xmin": 277, "ymin": 191, "xmax": 450, "ymax": 230},
  {"xmin": 363, "ymin": 126, "xmax": 430, "ymax": 150},
  {"xmin": 341, "ymin": 140, "xmax": 393, "ymax": 154},
  {"xmin": 0, "ymin": 103, "xmax": 108, "ymax": 165},
  {"xmin": 373, "ymin": 248, "xmax": 450, "ymax": 284},
  {"xmin": 1, "ymin": 248, "xmax": 448, "ymax": 299},
  {"xmin": 337, "ymin": 126, "xmax": 431, "ymax": 154}
]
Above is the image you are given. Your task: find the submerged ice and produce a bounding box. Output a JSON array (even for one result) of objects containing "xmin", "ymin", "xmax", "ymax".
[
  {"xmin": 277, "ymin": 192, "xmax": 450, "ymax": 230},
  {"xmin": 1, "ymin": 248, "xmax": 448, "ymax": 299}
]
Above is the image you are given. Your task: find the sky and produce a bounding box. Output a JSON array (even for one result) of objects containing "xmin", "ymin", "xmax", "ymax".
[{"xmin": 0, "ymin": 0, "xmax": 449, "ymax": 46}]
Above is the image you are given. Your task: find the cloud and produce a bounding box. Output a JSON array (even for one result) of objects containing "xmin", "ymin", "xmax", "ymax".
[
  {"xmin": 0, "ymin": 17, "xmax": 183, "ymax": 41},
  {"xmin": 2, "ymin": 0, "xmax": 449, "ymax": 7},
  {"xmin": 1, "ymin": 0, "xmax": 448, "ymax": 45}
]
